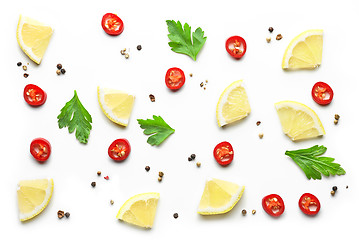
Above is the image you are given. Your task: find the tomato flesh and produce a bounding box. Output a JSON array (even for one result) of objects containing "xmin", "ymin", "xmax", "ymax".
[
  {"xmin": 225, "ymin": 36, "xmax": 247, "ymax": 59},
  {"xmin": 165, "ymin": 67, "xmax": 185, "ymax": 90},
  {"xmin": 30, "ymin": 138, "xmax": 51, "ymax": 162},
  {"xmin": 101, "ymin": 13, "xmax": 124, "ymax": 36},
  {"xmin": 299, "ymin": 193, "xmax": 320, "ymax": 215},
  {"xmin": 213, "ymin": 141, "xmax": 234, "ymax": 166},
  {"xmin": 311, "ymin": 82, "xmax": 333, "ymax": 105},
  {"xmin": 108, "ymin": 139, "xmax": 131, "ymax": 161},
  {"xmin": 262, "ymin": 194, "xmax": 285, "ymax": 217},
  {"xmin": 23, "ymin": 84, "xmax": 47, "ymax": 106}
]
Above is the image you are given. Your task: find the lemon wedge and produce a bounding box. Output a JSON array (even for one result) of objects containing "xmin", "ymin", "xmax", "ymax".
[
  {"xmin": 275, "ymin": 101, "xmax": 325, "ymax": 141},
  {"xmin": 16, "ymin": 15, "xmax": 53, "ymax": 64},
  {"xmin": 216, "ymin": 80, "xmax": 251, "ymax": 127},
  {"xmin": 17, "ymin": 178, "xmax": 54, "ymax": 221},
  {"xmin": 198, "ymin": 178, "xmax": 245, "ymax": 215},
  {"xmin": 282, "ymin": 29, "xmax": 323, "ymax": 70},
  {"xmin": 116, "ymin": 192, "xmax": 160, "ymax": 228},
  {"xmin": 97, "ymin": 86, "xmax": 135, "ymax": 127}
]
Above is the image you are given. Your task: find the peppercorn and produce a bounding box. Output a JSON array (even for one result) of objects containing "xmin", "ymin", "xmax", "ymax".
[
  {"xmin": 56, "ymin": 70, "xmax": 61, "ymax": 75},
  {"xmin": 159, "ymin": 171, "xmax": 164, "ymax": 177},
  {"xmin": 65, "ymin": 212, "xmax": 70, "ymax": 218},
  {"xmin": 61, "ymin": 69, "xmax": 66, "ymax": 74},
  {"xmin": 57, "ymin": 210, "xmax": 65, "ymax": 219},
  {"xmin": 57, "ymin": 64, "xmax": 62, "ymax": 69},
  {"xmin": 252, "ymin": 210, "xmax": 256, "ymax": 215},
  {"xmin": 137, "ymin": 45, "xmax": 142, "ymax": 51},
  {"xmin": 158, "ymin": 177, "xmax": 162, "ymax": 182},
  {"xmin": 200, "ymin": 82, "xmax": 204, "ymax": 87},
  {"xmin": 276, "ymin": 34, "xmax": 283, "ymax": 40},
  {"xmin": 173, "ymin": 213, "xmax": 178, "ymax": 219},
  {"xmin": 335, "ymin": 114, "xmax": 340, "ymax": 120},
  {"xmin": 346, "ymin": 185, "xmax": 349, "ymax": 189},
  {"xmin": 259, "ymin": 133, "xmax": 264, "ymax": 139},
  {"xmin": 268, "ymin": 27, "xmax": 274, "ymax": 33},
  {"xmin": 97, "ymin": 171, "xmax": 101, "ymax": 176},
  {"xmin": 330, "ymin": 190, "xmax": 335, "ymax": 196},
  {"xmin": 125, "ymin": 53, "xmax": 129, "ymax": 59},
  {"xmin": 145, "ymin": 166, "xmax": 150, "ymax": 172},
  {"xmin": 22, "ymin": 65, "xmax": 27, "ymax": 71},
  {"xmin": 242, "ymin": 209, "xmax": 247, "ymax": 216},
  {"xmin": 91, "ymin": 182, "xmax": 96, "ymax": 187},
  {"xmin": 256, "ymin": 121, "xmax": 261, "ymax": 126},
  {"xmin": 191, "ymin": 154, "xmax": 196, "ymax": 160},
  {"xmin": 204, "ymin": 87, "xmax": 206, "ymax": 90},
  {"xmin": 23, "ymin": 73, "xmax": 29, "ymax": 78},
  {"xmin": 188, "ymin": 157, "xmax": 192, "ymax": 161},
  {"xmin": 196, "ymin": 162, "xmax": 201, "ymax": 167},
  {"xmin": 189, "ymin": 73, "xmax": 193, "ymax": 77},
  {"xmin": 334, "ymin": 119, "xmax": 338, "ymax": 125},
  {"xmin": 17, "ymin": 62, "xmax": 22, "ymax": 67},
  {"xmin": 266, "ymin": 37, "xmax": 271, "ymax": 43},
  {"xmin": 110, "ymin": 200, "xmax": 114, "ymax": 205},
  {"xmin": 149, "ymin": 94, "xmax": 155, "ymax": 102},
  {"xmin": 332, "ymin": 186, "xmax": 338, "ymax": 192}
]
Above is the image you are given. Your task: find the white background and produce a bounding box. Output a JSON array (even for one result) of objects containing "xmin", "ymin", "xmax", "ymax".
[{"xmin": 1, "ymin": 0, "xmax": 358, "ymax": 239}]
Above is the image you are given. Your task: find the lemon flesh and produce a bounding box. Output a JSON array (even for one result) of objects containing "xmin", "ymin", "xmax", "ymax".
[
  {"xmin": 282, "ymin": 30, "xmax": 323, "ymax": 70},
  {"xmin": 198, "ymin": 178, "xmax": 245, "ymax": 215},
  {"xmin": 16, "ymin": 15, "xmax": 53, "ymax": 64},
  {"xmin": 216, "ymin": 80, "xmax": 251, "ymax": 127},
  {"xmin": 275, "ymin": 101, "xmax": 325, "ymax": 141},
  {"xmin": 17, "ymin": 178, "xmax": 54, "ymax": 221},
  {"xmin": 116, "ymin": 192, "xmax": 159, "ymax": 228},
  {"xmin": 97, "ymin": 87, "xmax": 135, "ymax": 127}
]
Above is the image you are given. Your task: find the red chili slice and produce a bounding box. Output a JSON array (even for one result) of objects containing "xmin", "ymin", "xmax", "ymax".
[
  {"xmin": 298, "ymin": 193, "xmax": 321, "ymax": 216},
  {"xmin": 23, "ymin": 84, "xmax": 47, "ymax": 106},
  {"xmin": 165, "ymin": 67, "xmax": 185, "ymax": 90},
  {"xmin": 225, "ymin": 36, "xmax": 247, "ymax": 59},
  {"xmin": 108, "ymin": 139, "xmax": 131, "ymax": 161},
  {"xmin": 101, "ymin": 13, "xmax": 124, "ymax": 36},
  {"xmin": 262, "ymin": 194, "xmax": 285, "ymax": 217},
  {"xmin": 311, "ymin": 82, "xmax": 334, "ymax": 105},
  {"xmin": 213, "ymin": 141, "xmax": 234, "ymax": 166},
  {"xmin": 30, "ymin": 138, "xmax": 51, "ymax": 163}
]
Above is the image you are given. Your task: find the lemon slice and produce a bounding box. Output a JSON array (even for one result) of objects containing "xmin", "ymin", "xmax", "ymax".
[
  {"xmin": 282, "ymin": 29, "xmax": 323, "ymax": 70},
  {"xmin": 216, "ymin": 80, "xmax": 251, "ymax": 127},
  {"xmin": 97, "ymin": 86, "xmax": 135, "ymax": 127},
  {"xmin": 275, "ymin": 101, "xmax": 325, "ymax": 141},
  {"xmin": 116, "ymin": 192, "xmax": 160, "ymax": 228},
  {"xmin": 17, "ymin": 178, "xmax": 54, "ymax": 221},
  {"xmin": 16, "ymin": 15, "xmax": 53, "ymax": 64},
  {"xmin": 198, "ymin": 178, "xmax": 245, "ymax": 215}
]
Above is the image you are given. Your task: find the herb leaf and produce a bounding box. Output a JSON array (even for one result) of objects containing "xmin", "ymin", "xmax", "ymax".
[
  {"xmin": 166, "ymin": 20, "xmax": 207, "ymax": 61},
  {"xmin": 57, "ymin": 90, "xmax": 92, "ymax": 144},
  {"xmin": 137, "ymin": 115, "xmax": 175, "ymax": 146},
  {"xmin": 285, "ymin": 145, "xmax": 346, "ymax": 180}
]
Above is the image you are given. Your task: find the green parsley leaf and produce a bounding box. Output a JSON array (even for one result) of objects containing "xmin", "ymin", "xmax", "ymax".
[
  {"xmin": 137, "ymin": 115, "xmax": 175, "ymax": 146},
  {"xmin": 285, "ymin": 145, "xmax": 346, "ymax": 180},
  {"xmin": 57, "ymin": 90, "xmax": 92, "ymax": 144},
  {"xmin": 166, "ymin": 20, "xmax": 207, "ymax": 61}
]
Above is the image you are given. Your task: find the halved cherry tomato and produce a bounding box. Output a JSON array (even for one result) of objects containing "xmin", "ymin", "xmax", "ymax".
[
  {"xmin": 262, "ymin": 194, "xmax": 285, "ymax": 217},
  {"xmin": 101, "ymin": 13, "xmax": 124, "ymax": 36},
  {"xmin": 108, "ymin": 139, "xmax": 131, "ymax": 161},
  {"xmin": 165, "ymin": 67, "xmax": 185, "ymax": 90},
  {"xmin": 225, "ymin": 36, "xmax": 247, "ymax": 59},
  {"xmin": 298, "ymin": 193, "xmax": 321, "ymax": 216},
  {"xmin": 213, "ymin": 141, "xmax": 234, "ymax": 166},
  {"xmin": 30, "ymin": 138, "xmax": 51, "ymax": 163},
  {"xmin": 23, "ymin": 84, "xmax": 47, "ymax": 106},
  {"xmin": 311, "ymin": 82, "xmax": 334, "ymax": 105}
]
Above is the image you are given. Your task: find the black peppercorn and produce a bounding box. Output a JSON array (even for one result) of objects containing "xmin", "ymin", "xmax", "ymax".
[
  {"xmin": 191, "ymin": 154, "xmax": 196, "ymax": 160},
  {"xmin": 65, "ymin": 212, "xmax": 70, "ymax": 218},
  {"xmin": 268, "ymin": 27, "xmax": 274, "ymax": 33},
  {"xmin": 332, "ymin": 186, "xmax": 338, "ymax": 192},
  {"xmin": 17, "ymin": 62, "xmax": 22, "ymax": 66},
  {"xmin": 145, "ymin": 166, "xmax": 150, "ymax": 171},
  {"xmin": 137, "ymin": 45, "xmax": 142, "ymax": 51},
  {"xmin": 173, "ymin": 213, "xmax": 178, "ymax": 219},
  {"xmin": 91, "ymin": 182, "xmax": 96, "ymax": 187},
  {"xmin": 61, "ymin": 68, "xmax": 66, "ymax": 74},
  {"xmin": 24, "ymin": 73, "xmax": 29, "ymax": 78},
  {"xmin": 57, "ymin": 64, "xmax": 62, "ymax": 69}
]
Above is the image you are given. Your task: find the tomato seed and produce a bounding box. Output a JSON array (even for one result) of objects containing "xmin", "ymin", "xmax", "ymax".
[
  {"xmin": 268, "ymin": 27, "xmax": 274, "ymax": 33},
  {"xmin": 17, "ymin": 62, "xmax": 22, "ymax": 66},
  {"xmin": 91, "ymin": 182, "xmax": 96, "ymax": 187}
]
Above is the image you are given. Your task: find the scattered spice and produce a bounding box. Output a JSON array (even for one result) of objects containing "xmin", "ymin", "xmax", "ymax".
[
  {"xmin": 252, "ymin": 209, "xmax": 256, "ymax": 215},
  {"xmin": 97, "ymin": 171, "xmax": 101, "ymax": 176},
  {"xmin": 57, "ymin": 210, "xmax": 65, "ymax": 219},
  {"xmin": 104, "ymin": 176, "xmax": 109, "ymax": 180},
  {"xmin": 332, "ymin": 186, "xmax": 338, "ymax": 192},
  {"xmin": 346, "ymin": 185, "xmax": 349, "ymax": 189},
  {"xmin": 200, "ymin": 82, "xmax": 204, "ymax": 87},
  {"xmin": 242, "ymin": 209, "xmax": 247, "ymax": 216},
  {"xmin": 23, "ymin": 73, "xmax": 29, "ymax": 78},
  {"xmin": 188, "ymin": 157, "xmax": 192, "ymax": 161},
  {"xmin": 268, "ymin": 27, "xmax": 274, "ymax": 33},
  {"xmin": 61, "ymin": 68, "xmax": 66, "ymax": 74},
  {"xmin": 173, "ymin": 213, "xmax": 179, "ymax": 219},
  {"xmin": 189, "ymin": 73, "xmax": 193, "ymax": 77},
  {"xmin": 259, "ymin": 133, "xmax": 264, "ymax": 139},
  {"xmin": 110, "ymin": 200, "xmax": 114, "ymax": 205},
  {"xmin": 256, "ymin": 121, "xmax": 261, "ymax": 126},
  {"xmin": 91, "ymin": 182, "xmax": 96, "ymax": 187},
  {"xmin": 330, "ymin": 190, "xmax": 335, "ymax": 196},
  {"xmin": 120, "ymin": 49, "xmax": 126, "ymax": 55},
  {"xmin": 149, "ymin": 94, "xmax": 155, "ymax": 102},
  {"xmin": 196, "ymin": 162, "xmax": 201, "ymax": 167},
  {"xmin": 158, "ymin": 177, "xmax": 162, "ymax": 182},
  {"xmin": 57, "ymin": 64, "xmax": 62, "ymax": 69},
  {"xmin": 159, "ymin": 171, "xmax": 164, "ymax": 177},
  {"xmin": 125, "ymin": 53, "xmax": 129, "ymax": 59},
  {"xmin": 22, "ymin": 65, "xmax": 27, "ymax": 71},
  {"xmin": 65, "ymin": 212, "xmax": 70, "ymax": 218},
  {"xmin": 205, "ymin": 80, "xmax": 208, "ymax": 83},
  {"xmin": 266, "ymin": 37, "xmax": 271, "ymax": 43},
  {"xmin": 203, "ymin": 87, "xmax": 206, "ymax": 90},
  {"xmin": 334, "ymin": 119, "xmax": 338, "ymax": 125},
  {"xmin": 276, "ymin": 34, "xmax": 283, "ymax": 40},
  {"xmin": 191, "ymin": 154, "xmax": 196, "ymax": 160},
  {"xmin": 137, "ymin": 45, "xmax": 142, "ymax": 51},
  {"xmin": 17, "ymin": 62, "xmax": 22, "ymax": 67},
  {"xmin": 334, "ymin": 114, "xmax": 340, "ymax": 120},
  {"xmin": 56, "ymin": 69, "xmax": 61, "ymax": 75},
  {"xmin": 145, "ymin": 166, "xmax": 150, "ymax": 172}
]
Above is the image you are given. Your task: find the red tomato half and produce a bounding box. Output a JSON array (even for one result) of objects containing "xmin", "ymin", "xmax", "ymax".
[
  {"xmin": 225, "ymin": 36, "xmax": 247, "ymax": 59},
  {"xmin": 311, "ymin": 82, "xmax": 334, "ymax": 105},
  {"xmin": 23, "ymin": 84, "xmax": 47, "ymax": 106},
  {"xmin": 262, "ymin": 194, "xmax": 285, "ymax": 217},
  {"xmin": 165, "ymin": 67, "xmax": 185, "ymax": 90},
  {"xmin": 298, "ymin": 193, "xmax": 321, "ymax": 216},
  {"xmin": 213, "ymin": 141, "xmax": 234, "ymax": 166},
  {"xmin": 108, "ymin": 139, "xmax": 131, "ymax": 161},
  {"xmin": 30, "ymin": 138, "xmax": 51, "ymax": 162},
  {"xmin": 101, "ymin": 13, "xmax": 124, "ymax": 36}
]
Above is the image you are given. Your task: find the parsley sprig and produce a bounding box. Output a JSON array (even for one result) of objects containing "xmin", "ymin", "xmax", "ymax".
[
  {"xmin": 57, "ymin": 90, "xmax": 92, "ymax": 144},
  {"xmin": 285, "ymin": 145, "xmax": 346, "ymax": 180},
  {"xmin": 166, "ymin": 20, "xmax": 207, "ymax": 61},
  {"xmin": 137, "ymin": 115, "xmax": 175, "ymax": 146}
]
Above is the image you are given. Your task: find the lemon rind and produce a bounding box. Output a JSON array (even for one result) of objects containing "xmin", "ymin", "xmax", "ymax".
[{"xmin": 117, "ymin": 192, "xmax": 159, "ymax": 218}]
